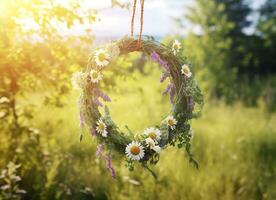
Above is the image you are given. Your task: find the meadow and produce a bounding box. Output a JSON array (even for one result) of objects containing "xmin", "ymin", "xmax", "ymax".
[
  {"xmin": 1, "ymin": 0, "xmax": 276, "ymax": 199},
  {"xmin": 14, "ymin": 65, "xmax": 275, "ymax": 200}
]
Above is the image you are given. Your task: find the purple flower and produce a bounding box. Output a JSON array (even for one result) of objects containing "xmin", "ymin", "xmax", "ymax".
[
  {"xmin": 93, "ymin": 88, "xmax": 111, "ymax": 102},
  {"xmin": 96, "ymin": 144, "xmax": 103, "ymax": 158},
  {"xmin": 151, "ymin": 52, "xmax": 170, "ymax": 72},
  {"xmin": 105, "ymin": 154, "xmax": 116, "ymax": 179},
  {"xmin": 163, "ymin": 83, "xmax": 176, "ymax": 104},
  {"xmin": 93, "ymin": 98, "xmax": 103, "ymax": 107},
  {"xmin": 187, "ymin": 97, "xmax": 195, "ymax": 112},
  {"xmin": 169, "ymin": 85, "xmax": 176, "ymax": 104}
]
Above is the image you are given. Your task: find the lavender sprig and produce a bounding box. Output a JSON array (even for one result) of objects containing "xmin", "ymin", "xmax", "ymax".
[
  {"xmin": 96, "ymin": 144, "xmax": 103, "ymax": 158},
  {"xmin": 93, "ymin": 98, "xmax": 103, "ymax": 107},
  {"xmin": 105, "ymin": 154, "xmax": 116, "ymax": 179},
  {"xmin": 151, "ymin": 52, "xmax": 170, "ymax": 72},
  {"xmin": 187, "ymin": 97, "xmax": 195, "ymax": 112},
  {"xmin": 162, "ymin": 83, "xmax": 176, "ymax": 104},
  {"xmin": 93, "ymin": 88, "xmax": 111, "ymax": 102}
]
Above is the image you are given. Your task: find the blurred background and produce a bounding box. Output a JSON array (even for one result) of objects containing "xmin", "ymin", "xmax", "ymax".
[{"xmin": 0, "ymin": 0, "xmax": 275, "ymax": 199}]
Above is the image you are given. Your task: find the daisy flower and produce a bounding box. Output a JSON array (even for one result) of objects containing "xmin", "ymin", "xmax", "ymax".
[
  {"xmin": 125, "ymin": 141, "xmax": 145, "ymax": 161},
  {"xmin": 165, "ymin": 115, "xmax": 178, "ymax": 130},
  {"xmin": 145, "ymin": 137, "xmax": 156, "ymax": 148},
  {"xmin": 96, "ymin": 119, "xmax": 108, "ymax": 137},
  {"xmin": 152, "ymin": 145, "xmax": 162, "ymax": 154},
  {"xmin": 172, "ymin": 40, "xmax": 181, "ymax": 55},
  {"xmin": 90, "ymin": 70, "xmax": 103, "ymax": 83},
  {"xmin": 94, "ymin": 49, "xmax": 110, "ymax": 67},
  {"xmin": 145, "ymin": 138, "xmax": 162, "ymax": 154},
  {"xmin": 181, "ymin": 64, "xmax": 192, "ymax": 78},
  {"xmin": 143, "ymin": 127, "xmax": 161, "ymax": 142}
]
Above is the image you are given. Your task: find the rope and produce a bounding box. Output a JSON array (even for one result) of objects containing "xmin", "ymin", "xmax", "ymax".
[
  {"xmin": 130, "ymin": 0, "xmax": 145, "ymax": 48},
  {"xmin": 130, "ymin": 0, "xmax": 137, "ymax": 37},
  {"xmin": 138, "ymin": 0, "xmax": 144, "ymax": 46}
]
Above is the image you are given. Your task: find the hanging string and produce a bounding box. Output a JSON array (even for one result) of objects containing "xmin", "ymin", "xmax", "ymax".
[
  {"xmin": 130, "ymin": 0, "xmax": 137, "ymax": 37},
  {"xmin": 138, "ymin": 0, "xmax": 144, "ymax": 46},
  {"xmin": 130, "ymin": 0, "xmax": 144, "ymax": 47}
]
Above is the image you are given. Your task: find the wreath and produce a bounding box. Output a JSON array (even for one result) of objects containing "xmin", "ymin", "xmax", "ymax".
[{"xmin": 72, "ymin": 37, "xmax": 203, "ymax": 178}]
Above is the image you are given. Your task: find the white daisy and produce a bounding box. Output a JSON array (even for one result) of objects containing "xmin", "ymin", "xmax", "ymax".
[
  {"xmin": 165, "ymin": 115, "xmax": 178, "ymax": 130},
  {"xmin": 90, "ymin": 70, "xmax": 103, "ymax": 83},
  {"xmin": 96, "ymin": 119, "xmax": 108, "ymax": 137},
  {"xmin": 94, "ymin": 49, "xmax": 110, "ymax": 67},
  {"xmin": 71, "ymin": 72, "xmax": 86, "ymax": 90},
  {"xmin": 145, "ymin": 138, "xmax": 162, "ymax": 154},
  {"xmin": 152, "ymin": 145, "xmax": 162, "ymax": 154},
  {"xmin": 143, "ymin": 127, "xmax": 161, "ymax": 142},
  {"xmin": 125, "ymin": 141, "xmax": 145, "ymax": 161},
  {"xmin": 172, "ymin": 40, "xmax": 181, "ymax": 55},
  {"xmin": 181, "ymin": 64, "xmax": 192, "ymax": 78},
  {"xmin": 145, "ymin": 137, "xmax": 156, "ymax": 148}
]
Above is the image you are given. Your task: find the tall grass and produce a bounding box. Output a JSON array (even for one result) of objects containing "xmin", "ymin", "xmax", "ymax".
[{"xmin": 24, "ymin": 65, "xmax": 276, "ymax": 200}]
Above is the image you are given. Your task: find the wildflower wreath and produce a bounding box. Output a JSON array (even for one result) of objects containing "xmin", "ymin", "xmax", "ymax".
[{"xmin": 73, "ymin": 37, "xmax": 203, "ymax": 178}]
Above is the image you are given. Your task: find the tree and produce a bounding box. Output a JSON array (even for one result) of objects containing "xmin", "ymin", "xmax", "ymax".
[
  {"xmin": 183, "ymin": 0, "xmax": 237, "ymax": 101},
  {"xmin": 0, "ymin": 0, "xmax": 96, "ymax": 198}
]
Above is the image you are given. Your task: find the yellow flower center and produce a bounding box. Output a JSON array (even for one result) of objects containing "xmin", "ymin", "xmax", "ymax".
[
  {"xmin": 130, "ymin": 146, "xmax": 140, "ymax": 155},
  {"xmin": 91, "ymin": 72, "xmax": 98, "ymax": 79},
  {"xmin": 98, "ymin": 53, "xmax": 106, "ymax": 62},
  {"xmin": 98, "ymin": 123, "xmax": 105, "ymax": 131},
  {"xmin": 168, "ymin": 119, "xmax": 175, "ymax": 126},
  {"xmin": 148, "ymin": 132, "xmax": 157, "ymax": 139},
  {"xmin": 173, "ymin": 44, "xmax": 178, "ymax": 50},
  {"xmin": 183, "ymin": 67, "xmax": 189, "ymax": 74}
]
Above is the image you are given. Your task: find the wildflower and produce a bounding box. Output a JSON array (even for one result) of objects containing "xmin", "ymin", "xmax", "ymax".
[
  {"xmin": 105, "ymin": 154, "xmax": 116, "ymax": 178},
  {"xmin": 94, "ymin": 49, "xmax": 110, "ymax": 67},
  {"xmin": 125, "ymin": 141, "xmax": 145, "ymax": 161},
  {"xmin": 165, "ymin": 115, "xmax": 178, "ymax": 130},
  {"xmin": 145, "ymin": 137, "xmax": 156, "ymax": 148},
  {"xmin": 172, "ymin": 40, "xmax": 181, "ymax": 55},
  {"xmin": 162, "ymin": 83, "xmax": 176, "ymax": 104},
  {"xmin": 96, "ymin": 144, "xmax": 103, "ymax": 158},
  {"xmin": 151, "ymin": 51, "xmax": 170, "ymax": 71},
  {"xmin": 96, "ymin": 119, "xmax": 108, "ymax": 137},
  {"xmin": 152, "ymin": 145, "xmax": 162, "ymax": 154},
  {"xmin": 145, "ymin": 138, "xmax": 162, "ymax": 154},
  {"xmin": 90, "ymin": 70, "xmax": 103, "ymax": 83},
  {"xmin": 93, "ymin": 88, "xmax": 111, "ymax": 102},
  {"xmin": 187, "ymin": 96, "xmax": 195, "ymax": 112},
  {"xmin": 181, "ymin": 64, "xmax": 192, "ymax": 78},
  {"xmin": 143, "ymin": 127, "xmax": 161, "ymax": 142}
]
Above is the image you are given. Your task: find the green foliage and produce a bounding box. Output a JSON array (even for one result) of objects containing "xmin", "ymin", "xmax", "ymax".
[{"xmin": 181, "ymin": 0, "xmax": 276, "ymax": 108}]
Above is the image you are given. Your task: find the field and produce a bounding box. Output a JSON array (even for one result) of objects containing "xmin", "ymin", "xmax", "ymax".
[{"xmin": 23, "ymin": 66, "xmax": 276, "ymax": 200}]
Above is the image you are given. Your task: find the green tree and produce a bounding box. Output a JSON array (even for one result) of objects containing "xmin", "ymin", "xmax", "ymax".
[{"xmin": 183, "ymin": 0, "xmax": 237, "ymax": 101}]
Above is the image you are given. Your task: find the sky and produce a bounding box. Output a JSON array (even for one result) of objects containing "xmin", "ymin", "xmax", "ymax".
[
  {"xmin": 86, "ymin": 0, "xmax": 192, "ymax": 38},
  {"xmin": 85, "ymin": 0, "xmax": 266, "ymax": 39},
  {"xmin": 69, "ymin": 0, "xmax": 266, "ymax": 39}
]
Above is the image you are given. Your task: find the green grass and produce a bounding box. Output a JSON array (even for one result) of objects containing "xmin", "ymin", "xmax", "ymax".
[{"xmin": 26, "ymin": 65, "xmax": 276, "ymax": 200}]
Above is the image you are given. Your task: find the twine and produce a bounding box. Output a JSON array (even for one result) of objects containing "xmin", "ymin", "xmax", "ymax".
[{"xmin": 130, "ymin": 0, "xmax": 145, "ymax": 48}]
